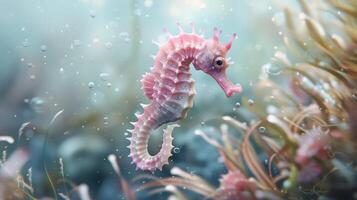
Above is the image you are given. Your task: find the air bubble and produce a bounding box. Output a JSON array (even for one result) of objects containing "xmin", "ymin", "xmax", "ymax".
[
  {"xmin": 272, "ymin": 12, "xmax": 285, "ymax": 27},
  {"xmin": 235, "ymin": 102, "xmax": 241, "ymax": 108},
  {"xmin": 99, "ymin": 73, "xmax": 110, "ymax": 81},
  {"xmin": 329, "ymin": 115, "xmax": 339, "ymax": 124},
  {"xmin": 30, "ymin": 97, "xmax": 46, "ymax": 113},
  {"xmin": 74, "ymin": 40, "xmax": 81, "ymax": 47},
  {"xmin": 173, "ymin": 147, "xmax": 180, "ymax": 153},
  {"xmin": 27, "ymin": 63, "xmax": 34, "ymax": 68},
  {"xmin": 22, "ymin": 39, "xmax": 29, "ymax": 47},
  {"xmin": 119, "ymin": 32, "xmax": 130, "ymax": 42},
  {"xmin": 352, "ymin": 93, "xmax": 357, "ymax": 101},
  {"xmin": 283, "ymin": 180, "xmax": 291, "ymax": 188},
  {"xmin": 89, "ymin": 10, "xmax": 96, "ymax": 18},
  {"xmin": 248, "ymin": 99, "xmax": 254, "ymax": 106},
  {"xmin": 105, "ymin": 42, "xmax": 113, "ymax": 49},
  {"xmin": 40, "ymin": 45, "xmax": 47, "ymax": 52},
  {"xmin": 134, "ymin": 9, "xmax": 142, "ymax": 16},
  {"xmin": 258, "ymin": 126, "xmax": 266, "ymax": 133},
  {"xmin": 88, "ymin": 82, "xmax": 95, "ymax": 89},
  {"xmin": 103, "ymin": 116, "xmax": 109, "ymax": 125},
  {"xmin": 92, "ymin": 38, "xmax": 99, "ymax": 44},
  {"xmin": 144, "ymin": 0, "xmax": 153, "ymax": 7},
  {"xmin": 263, "ymin": 63, "xmax": 282, "ymax": 76}
]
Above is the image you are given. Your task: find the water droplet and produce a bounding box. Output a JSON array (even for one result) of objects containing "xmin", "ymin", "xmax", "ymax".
[
  {"xmin": 173, "ymin": 147, "xmax": 180, "ymax": 153},
  {"xmin": 103, "ymin": 116, "xmax": 109, "ymax": 125},
  {"xmin": 30, "ymin": 97, "xmax": 46, "ymax": 113},
  {"xmin": 271, "ymin": 12, "xmax": 285, "ymax": 26},
  {"xmin": 144, "ymin": 0, "xmax": 153, "ymax": 7},
  {"xmin": 27, "ymin": 63, "xmax": 34, "ymax": 68},
  {"xmin": 329, "ymin": 115, "xmax": 339, "ymax": 124},
  {"xmin": 88, "ymin": 82, "xmax": 95, "ymax": 89},
  {"xmin": 267, "ymin": 105, "xmax": 278, "ymax": 114},
  {"xmin": 235, "ymin": 102, "xmax": 241, "ymax": 108},
  {"xmin": 89, "ymin": 10, "xmax": 96, "ymax": 18},
  {"xmin": 258, "ymin": 126, "xmax": 266, "ymax": 133},
  {"xmin": 352, "ymin": 93, "xmax": 357, "ymax": 101},
  {"xmin": 263, "ymin": 63, "xmax": 282, "ymax": 76},
  {"xmin": 22, "ymin": 39, "xmax": 29, "ymax": 47},
  {"xmin": 283, "ymin": 180, "xmax": 291, "ymax": 188},
  {"xmin": 92, "ymin": 38, "xmax": 100, "ymax": 44},
  {"xmin": 119, "ymin": 32, "xmax": 130, "ymax": 42},
  {"xmin": 105, "ymin": 42, "xmax": 112, "ymax": 49},
  {"xmin": 40, "ymin": 45, "xmax": 47, "ymax": 52},
  {"xmin": 134, "ymin": 8, "xmax": 142, "ymax": 16},
  {"xmin": 106, "ymin": 82, "xmax": 112, "ymax": 88},
  {"xmin": 74, "ymin": 40, "xmax": 81, "ymax": 47},
  {"xmin": 254, "ymin": 44, "xmax": 262, "ymax": 51},
  {"xmin": 99, "ymin": 73, "xmax": 110, "ymax": 81},
  {"xmin": 248, "ymin": 99, "xmax": 254, "ymax": 106}
]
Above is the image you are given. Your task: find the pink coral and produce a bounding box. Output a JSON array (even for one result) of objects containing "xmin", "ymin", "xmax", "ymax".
[
  {"xmin": 297, "ymin": 161, "xmax": 323, "ymax": 183},
  {"xmin": 295, "ymin": 127, "xmax": 331, "ymax": 165},
  {"xmin": 217, "ymin": 170, "xmax": 257, "ymax": 200}
]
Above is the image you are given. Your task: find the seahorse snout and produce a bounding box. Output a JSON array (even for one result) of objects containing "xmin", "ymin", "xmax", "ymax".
[{"xmin": 209, "ymin": 70, "xmax": 242, "ymax": 97}]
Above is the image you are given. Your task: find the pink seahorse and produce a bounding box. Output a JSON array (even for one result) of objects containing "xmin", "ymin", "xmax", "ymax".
[{"xmin": 128, "ymin": 24, "xmax": 242, "ymax": 171}]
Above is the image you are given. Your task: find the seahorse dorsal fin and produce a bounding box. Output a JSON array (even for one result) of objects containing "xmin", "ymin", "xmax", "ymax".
[{"xmin": 141, "ymin": 72, "xmax": 155, "ymax": 100}]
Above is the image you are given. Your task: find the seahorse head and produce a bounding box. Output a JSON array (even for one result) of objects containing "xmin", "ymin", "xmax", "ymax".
[{"xmin": 193, "ymin": 28, "xmax": 242, "ymax": 97}]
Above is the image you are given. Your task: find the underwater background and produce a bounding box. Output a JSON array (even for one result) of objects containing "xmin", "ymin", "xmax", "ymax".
[{"xmin": 1, "ymin": 0, "xmax": 357, "ymax": 199}]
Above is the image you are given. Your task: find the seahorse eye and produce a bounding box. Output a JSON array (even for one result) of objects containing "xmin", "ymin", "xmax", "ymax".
[{"xmin": 213, "ymin": 56, "xmax": 225, "ymax": 69}]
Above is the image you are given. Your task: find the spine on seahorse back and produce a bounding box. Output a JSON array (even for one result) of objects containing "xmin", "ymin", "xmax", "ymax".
[{"xmin": 128, "ymin": 29, "xmax": 203, "ymax": 171}]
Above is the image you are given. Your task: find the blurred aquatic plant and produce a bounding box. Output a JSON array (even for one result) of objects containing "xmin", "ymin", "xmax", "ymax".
[
  {"xmin": 136, "ymin": 122, "xmax": 283, "ymax": 200},
  {"xmin": 0, "ymin": 138, "xmax": 30, "ymax": 200},
  {"xmin": 108, "ymin": 154, "xmax": 136, "ymax": 200},
  {"xmin": 2, "ymin": 0, "xmax": 357, "ymax": 199},
  {"xmin": 135, "ymin": 0, "xmax": 357, "ymax": 199}
]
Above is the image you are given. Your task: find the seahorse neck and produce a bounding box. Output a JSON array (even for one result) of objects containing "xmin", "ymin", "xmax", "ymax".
[{"xmin": 158, "ymin": 34, "xmax": 205, "ymax": 73}]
